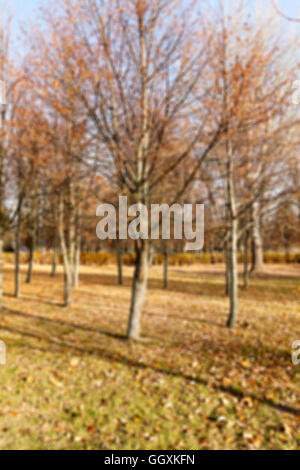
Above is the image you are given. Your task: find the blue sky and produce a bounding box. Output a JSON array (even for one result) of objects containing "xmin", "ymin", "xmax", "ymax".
[
  {"xmin": 10, "ymin": 0, "xmax": 300, "ymax": 21},
  {"xmin": 11, "ymin": 0, "xmax": 37, "ymax": 24},
  {"xmin": 8, "ymin": 0, "xmax": 300, "ymax": 39}
]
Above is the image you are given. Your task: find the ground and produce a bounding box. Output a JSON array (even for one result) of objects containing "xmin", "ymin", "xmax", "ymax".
[{"xmin": 0, "ymin": 263, "xmax": 299, "ymax": 450}]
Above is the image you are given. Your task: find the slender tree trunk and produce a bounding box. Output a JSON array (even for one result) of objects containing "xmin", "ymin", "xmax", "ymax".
[
  {"xmin": 26, "ymin": 188, "xmax": 38, "ymax": 284},
  {"xmin": 251, "ymin": 237, "xmax": 255, "ymax": 270},
  {"xmin": 225, "ymin": 243, "xmax": 231, "ymax": 296},
  {"xmin": 148, "ymin": 244, "xmax": 156, "ymax": 266},
  {"xmin": 68, "ymin": 180, "xmax": 76, "ymax": 286},
  {"xmin": 26, "ymin": 230, "xmax": 35, "ymax": 284},
  {"xmin": 73, "ymin": 206, "xmax": 82, "ymax": 288},
  {"xmin": 227, "ymin": 218, "xmax": 238, "ymax": 327},
  {"xmin": 51, "ymin": 233, "xmax": 58, "ymax": 278},
  {"xmin": 127, "ymin": 240, "xmax": 149, "ymax": 340},
  {"xmin": 58, "ymin": 193, "xmax": 72, "ymax": 307},
  {"xmin": 163, "ymin": 249, "xmax": 168, "ymax": 289},
  {"xmin": 63, "ymin": 266, "xmax": 72, "ymax": 306},
  {"xmin": 284, "ymin": 238, "xmax": 290, "ymax": 263},
  {"xmin": 73, "ymin": 230, "xmax": 81, "ymax": 288},
  {"xmin": 117, "ymin": 243, "xmax": 123, "ymax": 286},
  {"xmin": 243, "ymin": 229, "xmax": 249, "ymax": 288},
  {"xmin": 210, "ymin": 247, "xmax": 215, "ymax": 264},
  {"xmin": 14, "ymin": 211, "xmax": 21, "ymax": 298},
  {"xmin": 226, "ymin": 141, "xmax": 238, "ymax": 328},
  {"xmin": 251, "ymin": 201, "xmax": 264, "ymax": 272}
]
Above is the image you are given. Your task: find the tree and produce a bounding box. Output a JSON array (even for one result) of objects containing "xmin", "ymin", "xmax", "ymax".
[
  {"xmin": 45, "ymin": 0, "xmax": 228, "ymax": 340},
  {"xmin": 202, "ymin": 0, "xmax": 299, "ymax": 326}
]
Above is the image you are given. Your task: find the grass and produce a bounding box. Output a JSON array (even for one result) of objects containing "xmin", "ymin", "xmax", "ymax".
[{"xmin": 0, "ymin": 262, "xmax": 299, "ymax": 450}]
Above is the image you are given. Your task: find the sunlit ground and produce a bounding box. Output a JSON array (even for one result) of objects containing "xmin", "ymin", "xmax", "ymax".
[{"xmin": 0, "ymin": 263, "xmax": 299, "ymax": 449}]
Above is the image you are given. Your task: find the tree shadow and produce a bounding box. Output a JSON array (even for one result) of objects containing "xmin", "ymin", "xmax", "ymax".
[
  {"xmin": 2, "ymin": 308, "xmax": 126, "ymax": 341},
  {"xmin": 1, "ymin": 308, "xmax": 299, "ymax": 418},
  {"xmin": 3, "ymin": 293, "xmax": 64, "ymax": 308}
]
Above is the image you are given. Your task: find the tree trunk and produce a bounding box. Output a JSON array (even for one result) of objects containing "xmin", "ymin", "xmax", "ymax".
[
  {"xmin": 127, "ymin": 240, "xmax": 149, "ymax": 340},
  {"xmin": 148, "ymin": 244, "xmax": 156, "ymax": 266},
  {"xmin": 58, "ymin": 193, "xmax": 72, "ymax": 307},
  {"xmin": 117, "ymin": 244, "xmax": 123, "ymax": 286},
  {"xmin": 163, "ymin": 250, "xmax": 168, "ymax": 289},
  {"xmin": 227, "ymin": 218, "xmax": 238, "ymax": 327},
  {"xmin": 73, "ymin": 231, "xmax": 81, "ymax": 288},
  {"xmin": 51, "ymin": 235, "xmax": 58, "ymax": 278},
  {"xmin": 226, "ymin": 141, "xmax": 238, "ymax": 328},
  {"xmin": 68, "ymin": 181, "xmax": 76, "ymax": 286},
  {"xmin": 26, "ymin": 231, "xmax": 35, "ymax": 284},
  {"xmin": 284, "ymin": 237, "xmax": 290, "ymax": 263},
  {"xmin": 243, "ymin": 229, "xmax": 249, "ymax": 288},
  {"xmin": 14, "ymin": 211, "xmax": 21, "ymax": 298},
  {"xmin": 251, "ymin": 201, "xmax": 264, "ymax": 272},
  {"xmin": 225, "ymin": 243, "xmax": 230, "ymax": 296},
  {"xmin": 210, "ymin": 247, "xmax": 216, "ymax": 264},
  {"xmin": 63, "ymin": 267, "xmax": 72, "ymax": 306},
  {"xmin": 127, "ymin": 12, "xmax": 149, "ymax": 341}
]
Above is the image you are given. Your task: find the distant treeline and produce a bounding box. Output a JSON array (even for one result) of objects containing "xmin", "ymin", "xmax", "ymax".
[{"xmin": 3, "ymin": 251, "xmax": 300, "ymax": 267}]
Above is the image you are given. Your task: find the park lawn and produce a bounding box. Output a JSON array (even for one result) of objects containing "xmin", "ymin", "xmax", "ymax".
[{"xmin": 0, "ymin": 263, "xmax": 299, "ymax": 450}]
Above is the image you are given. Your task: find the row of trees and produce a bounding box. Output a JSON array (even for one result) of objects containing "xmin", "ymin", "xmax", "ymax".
[{"xmin": 0, "ymin": 0, "xmax": 299, "ymax": 338}]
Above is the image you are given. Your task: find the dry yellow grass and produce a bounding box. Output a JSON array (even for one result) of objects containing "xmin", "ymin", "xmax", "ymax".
[{"xmin": 0, "ymin": 263, "xmax": 299, "ymax": 449}]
